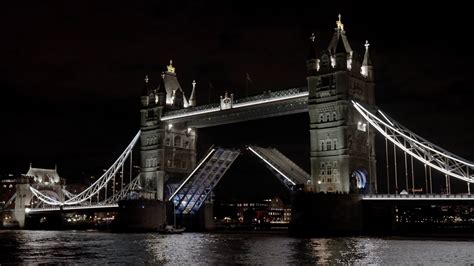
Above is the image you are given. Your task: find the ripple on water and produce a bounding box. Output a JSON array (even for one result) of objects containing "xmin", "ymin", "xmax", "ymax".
[{"xmin": 1, "ymin": 230, "xmax": 474, "ymax": 264}]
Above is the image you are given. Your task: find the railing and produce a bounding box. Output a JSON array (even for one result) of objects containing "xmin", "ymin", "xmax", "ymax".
[
  {"xmin": 362, "ymin": 194, "xmax": 474, "ymax": 200},
  {"xmin": 162, "ymin": 86, "xmax": 308, "ymax": 121}
]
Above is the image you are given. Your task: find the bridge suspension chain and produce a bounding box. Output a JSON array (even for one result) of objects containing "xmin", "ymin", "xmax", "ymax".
[
  {"xmin": 352, "ymin": 101, "xmax": 474, "ymax": 185},
  {"xmin": 30, "ymin": 131, "xmax": 141, "ymax": 206}
]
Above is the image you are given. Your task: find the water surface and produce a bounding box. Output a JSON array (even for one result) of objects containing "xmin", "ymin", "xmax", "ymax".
[{"xmin": 1, "ymin": 230, "xmax": 473, "ymax": 264}]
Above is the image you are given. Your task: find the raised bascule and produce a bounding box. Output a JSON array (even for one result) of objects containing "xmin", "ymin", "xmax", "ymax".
[{"xmin": 4, "ymin": 15, "xmax": 474, "ymax": 234}]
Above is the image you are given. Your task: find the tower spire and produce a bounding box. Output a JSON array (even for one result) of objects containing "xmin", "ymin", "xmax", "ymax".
[
  {"xmin": 189, "ymin": 80, "xmax": 197, "ymax": 107},
  {"xmin": 167, "ymin": 60, "xmax": 175, "ymax": 73},
  {"xmin": 336, "ymin": 13, "xmax": 344, "ymax": 32},
  {"xmin": 328, "ymin": 14, "xmax": 352, "ymax": 54},
  {"xmin": 142, "ymin": 75, "xmax": 150, "ymax": 96},
  {"xmin": 307, "ymin": 33, "xmax": 318, "ymax": 59},
  {"xmin": 361, "ymin": 40, "xmax": 373, "ymax": 79},
  {"xmin": 306, "ymin": 33, "xmax": 320, "ymax": 74}
]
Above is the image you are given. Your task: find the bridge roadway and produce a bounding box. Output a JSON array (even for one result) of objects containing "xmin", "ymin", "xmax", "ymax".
[
  {"xmin": 362, "ymin": 194, "xmax": 474, "ymax": 201},
  {"xmin": 161, "ymin": 87, "xmax": 308, "ymax": 128}
]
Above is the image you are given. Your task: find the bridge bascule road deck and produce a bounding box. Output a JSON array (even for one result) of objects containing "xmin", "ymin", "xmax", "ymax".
[{"xmin": 168, "ymin": 145, "xmax": 312, "ymax": 215}]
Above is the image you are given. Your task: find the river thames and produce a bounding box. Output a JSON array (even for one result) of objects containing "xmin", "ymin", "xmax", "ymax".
[{"xmin": 0, "ymin": 230, "xmax": 473, "ymax": 264}]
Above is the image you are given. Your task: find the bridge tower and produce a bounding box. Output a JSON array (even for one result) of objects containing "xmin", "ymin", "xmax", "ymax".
[
  {"xmin": 307, "ymin": 15, "xmax": 376, "ymax": 194},
  {"xmin": 139, "ymin": 61, "xmax": 198, "ymax": 201},
  {"xmin": 14, "ymin": 165, "xmax": 65, "ymax": 228}
]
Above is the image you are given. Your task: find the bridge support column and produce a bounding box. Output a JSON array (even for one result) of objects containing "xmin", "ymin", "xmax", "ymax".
[
  {"xmin": 114, "ymin": 199, "xmax": 167, "ymax": 232},
  {"xmin": 156, "ymin": 170, "xmax": 165, "ymax": 201},
  {"xmin": 13, "ymin": 177, "xmax": 32, "ymax": 228},
  {"xmin": 290, "ymin": 192, "xmax": 363, "ymax": 236},
  {"xmin": 200, "ymin": 202, "xmax": 216, "ymax": 230}
]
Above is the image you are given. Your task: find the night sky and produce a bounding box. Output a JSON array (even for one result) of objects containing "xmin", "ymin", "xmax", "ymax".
[{"xmin": 1, "ymin": 1, "xmax": 473, "ymax": 197}]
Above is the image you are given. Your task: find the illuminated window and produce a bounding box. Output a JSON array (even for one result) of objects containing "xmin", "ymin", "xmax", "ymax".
[{"xmin": 357, "ymin": 121, "xmax": 367, "ymax": 132}]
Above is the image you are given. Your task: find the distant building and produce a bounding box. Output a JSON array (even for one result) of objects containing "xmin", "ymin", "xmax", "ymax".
[
  {"xmin": 25, "ymin": 164, "xmax": 62, "ymax": 185},
  {"xmin": 217, "ymin": 196, "xmax": 292, "ymax": 225}
]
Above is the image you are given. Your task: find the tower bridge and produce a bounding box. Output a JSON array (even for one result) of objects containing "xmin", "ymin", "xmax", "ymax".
[{"xmin": 3, "ymin": 15, "xmax": 474, "ymax": 234}]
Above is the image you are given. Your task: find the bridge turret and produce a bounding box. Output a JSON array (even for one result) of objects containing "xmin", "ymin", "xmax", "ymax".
[
  {"xmin": 141, "ymin": 75, "xmax": 151, "ymax": 107},
  {"xmin": 156, "ymin": 72, "xmax": 167, "ymax": 107},
  {"xmin": 188, "ymin": 80, "xmax": 197, "ymax": 107},
  {"xmin": 361, "ymin": 40, "xmax": 374, "ymax": 81},
  {"xmin": 306, "ymin": 33, "xmax": 320, "ymax": 75}
]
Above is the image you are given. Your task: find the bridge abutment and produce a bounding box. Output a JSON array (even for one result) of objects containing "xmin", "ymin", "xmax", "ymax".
[
  {"xmin": 290, "ymin": 192, "xmax": 363, "ymax": 236},
  {"xmin": 114, "ymin": 199, "xmax": 167, "ymax": 231}
]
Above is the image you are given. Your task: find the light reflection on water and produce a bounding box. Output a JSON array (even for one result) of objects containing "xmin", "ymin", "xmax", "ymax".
[{"xmin": 1, "ymin": 230, "xmax": 474, "ymax": 264}]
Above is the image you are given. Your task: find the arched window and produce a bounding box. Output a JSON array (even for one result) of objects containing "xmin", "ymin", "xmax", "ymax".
[
  {"xmin": 326, "ymin": 140, "xmax": 332, "ymax": 151},
  {"xmin": 320, "ymin": 140, "xmax": 325, "ymax": 151},
  {"xmin": 174, "ymin": 136, "xmax": 181, "ymax": 147},
  {"xmin": 332, "ymin": 112, "xmax": 337, "ymax": 121},
  {"xmin": 165, "ymin": 138, "xmax": 171, "ymax": 146},
  {"xmin": 319, "ymin": 114, "xmax": 324, "ymax": 123},
  {"xmin": 332, "ymin": 139, "xmax": 337, "ymax": 150},
  {"xmin": 325, "ymin": 113, "xmax": 330, "ymax": 122}
]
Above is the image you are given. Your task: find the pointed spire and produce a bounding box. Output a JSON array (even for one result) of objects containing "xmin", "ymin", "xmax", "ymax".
[
  {"xmin": 142, "ymin": 75, "xmax": 150, "ymax": 96},
  {"xmin": 362, "ymin": 40, "xmax": 372, "ymax": 66},
  {"xmin": 336, "ymin": 14, "xmax": 344, "ymax": 32},
  {"xmin": 328, "ymin": 14, "xmax": 352, "ymax": 54},
  {"xmin": 361, "ymin": 40, "xmax": 373, "ymax": 78},
  {"xmin": 189, "ymin": 80, "xmax": 197, "ymax": 107},
  {"xmin": 334, "ymin": 35, "xmax": 346, "ymax": 54},
  {"xmin": 157, "ymin": 72, "xmax": 166, "ymax": 93},
  {"xmin": 307, "ymin": 33, "xmax": 318, "ymax": 59},
  {"xmin": 167, "ymin": 60, "xmax": 175, "ymax": 73}
]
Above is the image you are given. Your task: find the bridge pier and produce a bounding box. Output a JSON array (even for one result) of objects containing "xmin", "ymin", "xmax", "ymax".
[
  {"xmin": 290, "ymin": 192, "xmax": 363, "ymax": 236},
  {"xmin": 114, "ymin": 199, "xmax": 167, "ymax": 231},
  {"xmin": 13, "ymin": 177, "xmax": 32, "ymax": 228}
]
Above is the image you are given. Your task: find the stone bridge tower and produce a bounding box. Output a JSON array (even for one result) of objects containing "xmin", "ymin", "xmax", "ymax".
[
  {"xmin": 140, "ymin": 61, "xmax": 198, "ymax": 201},
  {"xmin": 307, "ymin": 15, "xmax": 376, "ymax": 194}
]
